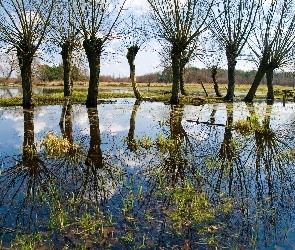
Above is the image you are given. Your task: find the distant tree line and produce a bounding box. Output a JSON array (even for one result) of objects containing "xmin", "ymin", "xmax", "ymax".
[
  {"xmin": 35, "ymin": 64, "xmax": 88, "ymax": 83},
  {"xmin": 2, "ymin": 64, "xmax": 295, "ymax": 88},
  {"xmin": 98, "ymin": 67, "xmax": 295, "ymax": 87}
]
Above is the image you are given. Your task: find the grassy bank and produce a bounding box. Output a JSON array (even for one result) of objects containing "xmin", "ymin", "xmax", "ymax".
[{"xmin": 0, "ymin": 83, "xmax": 294, "ymax": 107}]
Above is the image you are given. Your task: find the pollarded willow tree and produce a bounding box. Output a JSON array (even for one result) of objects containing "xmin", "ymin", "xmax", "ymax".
[
  {"xmin": 0, "ymin": 0, "xmax": 56, "ymax": 108},
  {"xmin": 49, "ymin": 0, "xmax": 81, "ymax": 97},
  {"xmin": 159, "ymin": 40, "xmax": 201, "ymax": 96},
  {"xmin": 197, "ymin": 34, "xmax": 225, "ymax": 97},
  {"xmin": 73, "ymin": 0, "xmax": 126, "ymax": 107},
  {"xmin": 147, "ymin": 0, "xmax": 213, "ymax": 104},
  {"xmin": 245, "ymin": 0, "xmax": 295, "ymax": 102},
  {"xmin": 127, "ymin": 44, "xmax": 142, "ymax": 99},
  {"xmin": 209, "ymin": 0, "xmax": 261, "ymax": 101},
  {"xmin": 123, "ymin": 10, "xmax": 150, "ymax": 100}
]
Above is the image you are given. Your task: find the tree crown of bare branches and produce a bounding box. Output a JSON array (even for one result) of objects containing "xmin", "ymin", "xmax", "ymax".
[
  {"xmin": 209, "ymin": 0, "xmax": 261, "ymax": 56},
  {"xmin": 73, "ymin": 0, "xmax": 127, "ymax": 45},
  {"xmin": 197, "ymin": 34, "xmax": 226, "ymax": 68},
  {"xmin": 120, "ymin": 8, "xmax": 151, "ymax": 51},
  {"xmin": 147, "ymin": 0, "xmax": 214, "ymax": 50},
  {"xmin": 249, "ymin": 0, "xmax": 295, "ymax": 68},
  {"xmin": 48, "ymin": 0, "xmax": 81, "ymax": 47},
  {"xmin": 0, "ymin": 0, "xmax": 56, "ymax": 54},
  {"xmin": 158, "ymin": 39, "xmax": 202, "ymax": 69}
]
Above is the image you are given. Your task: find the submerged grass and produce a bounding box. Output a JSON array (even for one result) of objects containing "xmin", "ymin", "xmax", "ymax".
[
  {"xmin": 11, "ymin": 233, "xmax": 43, "ymax": 250},
  {"xmin": 234, "ymin": 113, "xmax": 272, "ymax": 136},
  {"xmin": 165, "ymin": 180, "xmax": 232, "ymax": 232},
  {"xmin": 43, "ymin": 132, "xmax": 72, "ymax": 157},
  {"xmin": 5, "ymin": 131, "xmax": 235, "ymax": 249},
  {"xmin": 8, "ymin": 178, "xmax": 234, "ymax": 249},
  {"xmin": 234, "ymin": 114, "xmax": 259, "ymax": 136}
]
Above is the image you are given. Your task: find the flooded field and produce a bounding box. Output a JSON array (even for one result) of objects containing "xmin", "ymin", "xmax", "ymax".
[
  {"xmin": 0, "ymin": 87, "xmax": 133, "ymax": 98},
  {"xmin": 0, "ymin": 86, "xmax": 171, "ymax": 98},
  {"xmin": 1, "ymin": 99, "xmax": 295, "ymax": 249}
]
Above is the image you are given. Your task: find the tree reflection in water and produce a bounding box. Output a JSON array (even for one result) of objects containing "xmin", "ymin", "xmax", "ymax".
[
  {"xmin": 127, "ymin": 99, "xmax": 142, "ymax": 151},
  {"xmin": 1, "ymin": 102, "xmax": 295, "ymax": 248},
  {"xmin": 122, "ymin": 103, "xmax": 215, "ymax": 248},
  {"xmin": 0, "ymin": 106, "xmax": 120, "ymax": 248},
  {"xmin": 0, "ymin": 109, "xmax": 55, "ymax": 238},
  {"xmin": 79, "ymin": 107, "xmax": 115, "ymax": 203},
  {"xmin": 59, "ymin": 101, "xmax": 73, "ymax": 146},
  {"xmin": 205, "ymin": 103, "xmax": 295, "ymax": 248},
  {"xmin": 164, "ymin": 104, "xmax": 191, "ymax": 185}
]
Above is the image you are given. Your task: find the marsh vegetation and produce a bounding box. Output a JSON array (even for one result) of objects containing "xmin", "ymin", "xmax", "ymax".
[{"xmin": 1, "ymin": 99, "xmax": 295, "ymax": 249}]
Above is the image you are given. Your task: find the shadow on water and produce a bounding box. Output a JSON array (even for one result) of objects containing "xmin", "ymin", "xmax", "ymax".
[{"xmin": 1, "ymin": 100, "xmax": 295, "ymax": 248}]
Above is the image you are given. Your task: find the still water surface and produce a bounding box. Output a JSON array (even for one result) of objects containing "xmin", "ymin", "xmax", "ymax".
[
  {"xmin": 1, "ymin": 99, "xmax": 295, "ymax": 249},
  {"xmin": 0, "ymin": 86, "xmax": 163, "ymax": 98}
]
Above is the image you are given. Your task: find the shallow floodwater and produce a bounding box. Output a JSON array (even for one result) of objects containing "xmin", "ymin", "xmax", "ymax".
[
  {"xmin": 0, "ymin": 86, "xmax": 167, "ymax": 98},
  {"xmin": 1, "ymin": 99, "xmax": 295, "ymax": 249},
  {"xmin": 0, "ymin": 86, "xmax": 222, "ymax": 98},
  {"xmin": 0, "ymin": 86, "xmax": 134, "ymax": 98}
]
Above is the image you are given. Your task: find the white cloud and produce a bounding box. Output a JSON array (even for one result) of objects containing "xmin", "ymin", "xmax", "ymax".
[
  {"xmin": 13, "ymin": 122, "xmax": 23, "ymax": 137},
  {"xmin": 34, "ymin": 121, "xmax": 47, "ymax": 133},
  {"xmin": 125, "ymin": 0, "xmax": 149, "ymax": 9},
  {"xmin": 74, "ymin": 112, "xmax": 88, "ymax": 125},
  {"xmin": 101, "ymin": 123, "xmax": 128, "ymax": 135},
  {"xmin": 3, "ymin": 112, "xmax": 23, "ymax": 121}
]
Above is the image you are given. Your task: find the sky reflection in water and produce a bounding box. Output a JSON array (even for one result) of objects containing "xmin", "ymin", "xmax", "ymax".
[{"xmin": 1, "ymin": 99, "xmax": 295, "ymax": 249}]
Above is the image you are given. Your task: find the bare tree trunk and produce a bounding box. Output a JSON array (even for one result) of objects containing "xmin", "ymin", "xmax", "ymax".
[
  {"xmin": 199, "ymin": 79, "xmax": 208, "ymax": 96},
  {"xmin": 266, "ymin": 67, "xmax": 275, "ymax": 101},
  {"xmin": 83, "ymin": 38, "xmax": 102, "ymax": 107},
  {"xmin": 127, "ymin": 45, "xmax": 142, "ymax": 100},
  {"xmin": 170, "ymin": 46, "xmax": 181, "ymax": 104},
  {"xmin": 20, "ymin": 58, "xmax": 33, "ymax": 108},
  {"xmin": 211, "ymin": 65, "xmax": 222, "ymax": 97},
  {"xmin": 4, "ymin": 66, "xmax": 13, "ymax": 86},
  {"xmin": 61, "ymin": 41, "xmax": 73, "ymax": 97},
  {"xmin": 179, "ymin": 55, "xmax": 189, "ymax": 96},
  {"xmin": 244, "ymin": 60, "xmax": 268, "ymax": 102},
  {"xmin": 179, "ymin": 64, "xmax": 187, "ymax": 96},
  {"xmin": 17, "ymin": 46, "xmax": 34, "ymax": 108},
  {"xmin": 224, "ymin": 51, "xmax": 237, "ymax": 101}
]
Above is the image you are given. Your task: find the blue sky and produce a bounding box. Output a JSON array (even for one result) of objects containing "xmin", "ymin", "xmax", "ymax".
[
  {"xmin": 98, "ymin": 0, "xmax": 256, "ymax": 77},
  {"xmin": 0, "ymin": 0, "xmax": 273, "ymax": 78}
]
